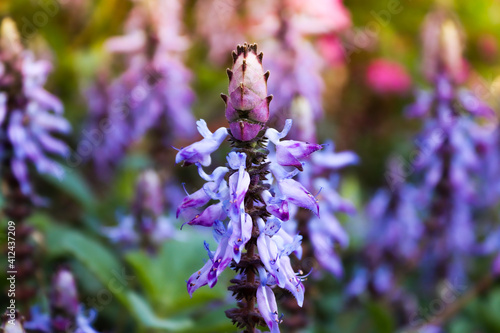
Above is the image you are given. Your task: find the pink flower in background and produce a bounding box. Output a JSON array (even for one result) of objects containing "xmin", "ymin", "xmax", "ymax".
[
  {"xmin": 318, "ymin": 34, "xmax": 346, "ymax": 67},
  {"xmin": 365, "ymin": 59, "xmax": 412, "ymax": 95},
  {"xmin": 286, "ymin": 0, "xmax": 351, "ymax": 34}
]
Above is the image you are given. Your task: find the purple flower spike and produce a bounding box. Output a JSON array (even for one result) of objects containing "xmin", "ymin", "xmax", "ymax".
[
  {"xmin": 222, "ymin": 44, "xmax": 272, "ymax": 141},
  {"xmin": 178, "ymin": 44, "xmax": 321, "ymax": 332},
  {"xmin": 0, "ymin": 19, "xmax": 71, "ymax": 199},
  {"xmin": 493, "ymin": 254, "xmax": 500, "ymax": 276},
  {"xmin": 257, "ymin": 285, "xmax": 280, "ymax": 333},
  {"xmin": 175, "ymin": 119, "xmax": 228, "ymax": 166},
  {"xmin": 103, "ymin": 170, "xmax": 175, "ymax": 252}
]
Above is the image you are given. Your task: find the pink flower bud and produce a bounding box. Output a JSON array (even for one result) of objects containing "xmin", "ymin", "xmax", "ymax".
[
  {"xmin": 222, "ymin": 43, "xmax": 272, "ymax": 141},
  {"xmin": 421, "ymin": 10, "xmax": 466, "ymax": 83},
  {"xmin": 51, "ymin": 268, "xmax": 79, "ymax": 317}
]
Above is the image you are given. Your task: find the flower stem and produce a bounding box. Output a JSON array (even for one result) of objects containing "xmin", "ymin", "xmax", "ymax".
[{"xmin": 225, "ymin": 131, "xmax": 270, "ymax": 332}]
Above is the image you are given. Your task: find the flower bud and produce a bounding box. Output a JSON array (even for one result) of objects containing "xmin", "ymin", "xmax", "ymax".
[
  {"xmin": 222, "ymin": 43, "xmax": 272, "ymax": 141},
  {"xmin": 421, "ymin": 10, "xmax": 465, "ymax": 83},
  {"xmin": 51, "ymin": 268, "xmax": 79, "ymax": 318},
  {"xmin": 0, "ymin": 18, "xmax": 23, "ymax": 60},
  {"xmin": 133, "ymin": 169, "xmax": 164, "ymax": 217}
]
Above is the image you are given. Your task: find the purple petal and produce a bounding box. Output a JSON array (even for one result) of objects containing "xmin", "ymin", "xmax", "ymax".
[
  {"xmin": 207, "ymin": 236, "xmax": 234, "ymax": 287},
  {"xmin": 175, "ymin": 119, "xmax": 228, "ymax": 166},
  {"xmin": 457, "ymin": 89, "xmax": 495, "ymax": 118},
  {"xmin": 280, "ymin": 256, "xmax": 305, "ymax": 307},
  {"xmin": 278, "ymin": 179, "xmax": 319, "ymax": 216},
  {"xmin": 185, "ymin": 202, "xmax": 224, "ymax": 228},
  {"xmin": 257, "ymin": 233, "xmax": 285, "ymax": 286},
  {"xmin": 264, "ymin": 217, "xmax": 282, "ymax": 237},
  {"xmin": 177, "ymin": 184, "xmax": 213, "ymax": 218},
  {"xmin": 262, "ymin": 191, "xmax": 290, "ymax": 221},
  {"xmin": 405, "ymin": 90, "xmax": 433, "ymax": 118},
  {"xmin": 229, "ymin": 213, "xmax": 252, "ymax": 263},
  {"xmin": 187, "ymin": 260, "xmax": 211, "ymax": 297},
  {"xmin": 256, "ymin": 285, "xmax": 280, "ymax": 333}
]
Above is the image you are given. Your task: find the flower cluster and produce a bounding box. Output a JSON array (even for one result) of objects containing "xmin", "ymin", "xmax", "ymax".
[
  {"xmin": 403, "ymin": 71, "xmax": 493, "ymax": 285},
  {"xmin": 262, "ymin": 0, "xmax": 351, "ymax": 136},
  {"xmin": 351, "ymin": 11, "xmax": 496, "ymax": 305},
  {"xmin": 297, "ymin": 141, "xmax": 358, "ymax": 277},
  {"xmin": 84, "ymin": 0, "xmax": 195, "ymax": 178},
  {"xmin": 177, "ymin": 43, "xmax": 322, "ymax": 332},
  {"xmin": 25, "ymin": 268, "xmax": 99, "ymax": 333},
  {"xmin": 103, "ymin": 169, "xmax": 175, "ymax": 252},
  {"xmin": 348, "ymin": 161, "xmax": 421, "ymax": 296},
  {"xmin": 0, "ymin": 18, "xmax": 70, "ymax": 198}
]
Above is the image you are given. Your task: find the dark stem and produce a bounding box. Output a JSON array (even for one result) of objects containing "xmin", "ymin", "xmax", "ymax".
[
  {"xmin": 401, "ymin": 274, "xmax": 499, "ymax": 332},
  {"xmin": 225, "ymin": 130, "xmax": 270, "ymax": 332}
]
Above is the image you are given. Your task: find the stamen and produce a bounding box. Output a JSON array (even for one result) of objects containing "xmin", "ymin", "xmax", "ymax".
[{"xmin": 182, "ymin": 183, "xmax": 190, "ymax": 196}]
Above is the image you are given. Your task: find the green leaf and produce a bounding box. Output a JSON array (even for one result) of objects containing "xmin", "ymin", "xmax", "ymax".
[
  {"xmin": 366, "ymin": 301, "xmax": 395, "ymax": 333},
  {"xmin": 30, "ymin": 214, "xmax": 192, "ymax": 331},
  {"xmin": 40, "ymin": 165, "xmax": 97, "ymax": 210},
  {"xmin": 125, "ymin": 230, "xmax": 228, "ymax": 315},
  {"xmin": 125, "ymin": 292, "xmax": 192, "ymax": 331}
]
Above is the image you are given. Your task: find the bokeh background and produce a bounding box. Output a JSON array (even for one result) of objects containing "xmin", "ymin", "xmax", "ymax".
[{"xmin": 1, "ymin": 0, "xmax": 500, "ymax": 332}]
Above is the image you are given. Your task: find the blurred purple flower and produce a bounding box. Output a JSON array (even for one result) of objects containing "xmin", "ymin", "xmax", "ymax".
[
  {"xmin": 25, "ymin": 268, "xmax": 99, "ymax": 333},
  {"xmin": 0, "ymin": 19, "xmax": 70, "ymax": 198},
  {"xmin": 103, "ymin": 170, "xmax": 175, "ymax": 252},
  {"xmin": 85, "ymin": 0, "xmax": 195, "ymax": 178}
]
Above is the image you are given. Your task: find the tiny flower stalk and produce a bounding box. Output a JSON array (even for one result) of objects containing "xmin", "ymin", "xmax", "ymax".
[
  {"xmin": 177, "ymin": 44, "xmax": 322, "ymax": 332},
  {"xmin": 24, "ymin": 267, "xmax": 100, "ymax": 332},
  {"xmin": 50, "ymin": 268, "xmax": 80, "ymax": 332},
  {"xmin": 102, "ymin": 169, "xmax": 175, "ymax": 253},
  {"xmin": 0, "ymin": 18, "xmax": 70, "ymax": 314}
]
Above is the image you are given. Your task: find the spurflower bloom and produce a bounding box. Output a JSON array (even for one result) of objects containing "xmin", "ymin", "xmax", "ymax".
[
  {"xmin": 177, "ymin": 44, "xmax": 322, "ymax": 332},
  {"xmin": 103, "ymin": 169, "xmax": 175, "ymax": 252},
  {"xmin": 25, "ymin": 268, "xmax": 99, "ymax": 333},
  {"xmin": 84, "ymin": 0, "xmax": 195, "ymax": 178}
]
